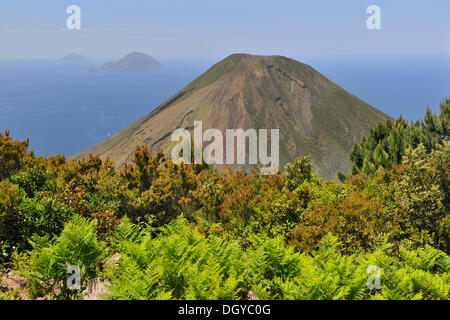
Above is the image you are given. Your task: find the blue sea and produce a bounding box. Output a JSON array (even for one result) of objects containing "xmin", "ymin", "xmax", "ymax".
[{"xmin": 0, "ymin": 56, "xmax": 449, "ymax": 157}]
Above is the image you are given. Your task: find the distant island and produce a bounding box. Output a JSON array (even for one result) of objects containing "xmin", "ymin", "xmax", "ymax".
[
  {"xmin": 61, "ymin": 53, "xmax": 88, "ymax": 62},
  {"xmin": 87, "ymin": 52, "xmax": 162, "ymax": 72}
]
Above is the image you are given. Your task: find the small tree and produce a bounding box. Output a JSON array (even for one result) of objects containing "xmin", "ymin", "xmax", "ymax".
[
  {"xmin": 0, "ymin": 130, "xmax": 31, "ymax": 180},
  {"xmin": 284, "ymin": 156, "xmax": 312, "ymax": 191}
]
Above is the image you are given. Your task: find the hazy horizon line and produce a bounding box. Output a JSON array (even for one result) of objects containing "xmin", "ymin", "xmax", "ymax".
[{"xmin": 0, "ymin": 52, "xmax": 449, "ymax": 62}]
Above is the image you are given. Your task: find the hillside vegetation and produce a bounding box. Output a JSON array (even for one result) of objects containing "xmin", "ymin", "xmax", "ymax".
[{"xmin": 0, "ymin": 99, "xmax": 449, "ymax": 300}]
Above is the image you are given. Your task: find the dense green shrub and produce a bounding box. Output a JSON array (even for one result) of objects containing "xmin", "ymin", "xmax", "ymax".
[
  {"xmin": 105, "ymin": 215, "xmax": 243, "ymax": 300},
  {"xmin": 0, "ymin": 102, "xmax": 449, "ymax": 300},
  {"xmin": 17, "ymin": 215, "xmax": 106, "ymax": 299},
  {"xmin": 284, "ymin": 156, "xmax": 312, "ymax": 191},
  {"xmin": 0, "ymin": 130, "xmax": 31, "ymax": 181},
  {"xmin": 10, "ymin": 167, "xmax": 51, "ymax": 198},
  {"xmin": 291, "ymin": 191, "xmax": 393, "ymax": 253},
  {"xmin": 104, "ymin": 217, "xmax": 449, "ymax": 300},
  {"xmin": 349, "ymin": 98, "xmax": 449, "ymax": 175}
]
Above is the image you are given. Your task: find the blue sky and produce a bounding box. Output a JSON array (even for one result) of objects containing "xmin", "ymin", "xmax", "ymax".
[{"xmin": 0, "ymin": 0, "xmax": 449, "ymax": 59}]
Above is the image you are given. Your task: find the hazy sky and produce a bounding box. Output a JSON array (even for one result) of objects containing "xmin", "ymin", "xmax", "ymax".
[{"xmin": 0, "ymin": 0, "xmax": 449, "ymax": 59}]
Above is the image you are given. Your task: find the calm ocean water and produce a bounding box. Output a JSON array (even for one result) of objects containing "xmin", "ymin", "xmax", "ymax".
[{"xmin": 0, "ymin": 56, "xmax": 449, "ymax": 157}]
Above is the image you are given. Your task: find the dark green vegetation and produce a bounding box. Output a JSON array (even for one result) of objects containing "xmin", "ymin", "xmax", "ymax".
[
  {"xmin": 349, "ymin": 97, "xmax": 449, "ymax": 175},
  {"xmin": 0, "ymin": 101, "xmax": 449, "ymax": 300},
  {"xmin": 75, "ymin": 54, "xmax": 390, "ymax": 180}
]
